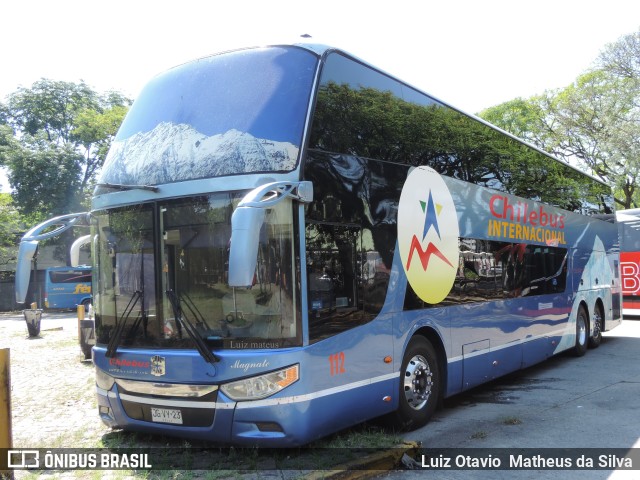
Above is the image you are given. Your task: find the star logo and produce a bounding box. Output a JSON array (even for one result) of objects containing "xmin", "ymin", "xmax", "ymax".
[{"xmin": 421, "ymin": 191, "xmax": 442, "ymax": 240}]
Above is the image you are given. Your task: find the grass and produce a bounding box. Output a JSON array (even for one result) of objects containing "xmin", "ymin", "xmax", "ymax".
[
  {"xmin": 502, "ymin": 416, "xmax": 523, "ymax": 426},
  {"xmin": 470, "ymin": 430, "xmax": 488, "ymax": 440},
  {"xmin": 318, "ymin": 424, "xmax": 404, "ymax": 451}
]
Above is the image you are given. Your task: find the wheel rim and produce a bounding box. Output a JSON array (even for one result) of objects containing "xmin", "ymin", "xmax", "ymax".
[
  {"xmin": 577, "ymin": 313, "xmax": 587, "ymax": 346},
  {"xmin": 403, "ymin": 354, "xmax": 433, "ymax": 410}
]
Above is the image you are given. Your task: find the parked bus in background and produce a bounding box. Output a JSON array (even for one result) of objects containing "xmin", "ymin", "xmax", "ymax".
[
  {"xmin": 617, "ymin": 209, "xmax": 640, "ymax": 316},
  {"xmin": 15, "ymin": 43, "xmax": 621, "ymax": 446},
  {"xmin": 44, "ymin": 265, "xmax": 92, "ymax": 310}
]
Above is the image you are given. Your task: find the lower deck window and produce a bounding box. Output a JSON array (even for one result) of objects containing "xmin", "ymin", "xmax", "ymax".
[{"xmin": 405, "ymin": 238, "xmax": 568, "ymax": 309}]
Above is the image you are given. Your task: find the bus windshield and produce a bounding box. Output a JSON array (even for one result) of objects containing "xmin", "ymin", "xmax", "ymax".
[
  {"xmin": 97, "ymin": 46, "xmax": 318, "ymax": 189},
  {"xmin": 93, "ymin": 193, "xmax": 300, "ymax": 352}
]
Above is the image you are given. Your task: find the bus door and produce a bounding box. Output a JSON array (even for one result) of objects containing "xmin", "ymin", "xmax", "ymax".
[{"xmin": 306, "ymin": 222, "xmax": 396, "ymax": 422}]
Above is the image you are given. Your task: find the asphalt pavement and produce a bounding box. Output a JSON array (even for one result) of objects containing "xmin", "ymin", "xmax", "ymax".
[{"xmin": 377, "ymin": 317, "xmax": 640, "ymax": 480}]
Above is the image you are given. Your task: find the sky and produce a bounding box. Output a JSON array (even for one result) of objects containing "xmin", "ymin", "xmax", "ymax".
[{"xmin": 1, "ymin": 0, "xmax": 640, "ymax": 190}]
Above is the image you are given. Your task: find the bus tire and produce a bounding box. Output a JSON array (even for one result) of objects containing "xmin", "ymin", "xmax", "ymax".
[
  {"xmin": 395, "ymin": 336, "xmax": 440, "ymax": 431},
  {"xmin": 589, "ymin": 304, "xmax": 603, "ymax": 349},
  {"xmin": 81, "ymin": 298, "xmax": 92, "ymax": 311},
  {"xmin": 573, "ymin": 305, "xmax": 589, "ymax": 357}
]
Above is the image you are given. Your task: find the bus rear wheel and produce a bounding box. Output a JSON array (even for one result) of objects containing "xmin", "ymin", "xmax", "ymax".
[
  {"xmin": 589, "ymin": 304, "xmax": 603, "ymax": 349},
  {"xmin": 573, "ymin": 305, "xmax": 589, "ymax": 357},
  {"xmin": 394, "ymin": 336, "xmax": 440, "ymax": 431}
]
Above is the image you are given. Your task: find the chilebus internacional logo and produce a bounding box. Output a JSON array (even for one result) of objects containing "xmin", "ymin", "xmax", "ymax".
[{"xmin": 398, "ymin": 167, "xmax": 459, "ymax": 304}]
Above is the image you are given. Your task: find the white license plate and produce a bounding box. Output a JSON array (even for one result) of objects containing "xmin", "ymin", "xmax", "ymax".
[{"xmin": 151, "ymin": 407, "xmax": 183, "ymax": 424}]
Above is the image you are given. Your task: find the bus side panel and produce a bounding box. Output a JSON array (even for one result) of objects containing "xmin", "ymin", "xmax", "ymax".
[
  {"xmin": 44, "ymin": 267, "xmax": 92, "ymax": 309},
  {"xmin": 436, "ymin": 295, "xmax": 568, "ymax": 397},
  {"xmin": 548, "ymin": 240, "xmax": 619, "ymax": 355},
  {"xmin": 609, "ymin": 252, "xmax": 622, "ymax": 322},
  {"xmin": 46, "ymin": 289, "xmax": 91, "ymax": 309},
  {"xmin": 230, "ymin": 369, "xmax": 397, "ymax": 446},
  {"xmin": 294, "ymin": 316, "xmax": 397, "ymax": 436}
]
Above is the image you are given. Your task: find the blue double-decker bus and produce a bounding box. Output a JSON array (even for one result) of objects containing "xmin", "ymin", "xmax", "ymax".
[{"xmin": 16, "ymin": 43, "xmax": 621, "ymax": 446}]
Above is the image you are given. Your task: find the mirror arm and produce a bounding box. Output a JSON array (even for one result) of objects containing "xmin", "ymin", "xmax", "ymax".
[
  {"xmin": 228, "ymin": 181, "xmax": 313, "ymax": 287},
  {"xmin": 15, "ymin": 212, "xmax": 91, "ymax": 304},
  {"xmin": 238, "ymin": 181, "xmax": 313, "ymax": 208}
]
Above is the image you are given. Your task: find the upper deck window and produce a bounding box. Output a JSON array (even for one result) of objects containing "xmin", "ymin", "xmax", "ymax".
[
  {"xmin": 308, "ymin": 52, "xmax": 614, "ymax": 216},
  {"xmin": 99, "ymin": 46, "xmax": 318, "ymax": 187}
]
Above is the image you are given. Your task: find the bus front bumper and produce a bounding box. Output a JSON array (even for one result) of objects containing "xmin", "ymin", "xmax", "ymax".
[{"xmin": 95, "ymin": 386, "xmax": 313, "ymax": 447}]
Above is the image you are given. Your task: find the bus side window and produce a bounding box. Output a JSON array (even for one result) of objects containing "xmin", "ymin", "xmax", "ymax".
[
  {"xmin": 405, "ymin": 238, "xmax": 569, "ymax": 309},
  {"xmin": 307, "ymin": 223, "xmax": 381, "ymax": 343}
]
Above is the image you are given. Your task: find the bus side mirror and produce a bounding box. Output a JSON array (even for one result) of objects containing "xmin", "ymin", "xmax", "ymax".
[
  {"xmin": 228, "ymin": 206, "xmax": 265, "ymax": 287},
  {"xmin": 14, "ymin": 212, "xmax": 90, "ymax": 304}
]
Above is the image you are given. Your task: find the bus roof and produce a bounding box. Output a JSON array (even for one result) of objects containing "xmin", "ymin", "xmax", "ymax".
[
  {"xmin": 180, "ymin": 42, "xmax": 611, "ymax": 189},
  {"xmin": 617, "ymin": 209, "xmax": 640, "ymax": 229}
]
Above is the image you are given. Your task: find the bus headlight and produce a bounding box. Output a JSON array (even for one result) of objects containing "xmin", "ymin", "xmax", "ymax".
[
  {"xmin": 95, "ymin": 369, "xmax": 115, "ymax": 391},
  {"xmin": 221, "ymin": 364, "xmax": 299, "ymax": 401}
]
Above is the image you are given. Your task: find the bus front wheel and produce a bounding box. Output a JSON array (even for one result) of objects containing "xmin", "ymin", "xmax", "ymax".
[
  {"xmin": 573, "ymin": 305, "xmax": 589, "ymax": 357},
  {"xmin": 395, "ymin": 336, "xmax": 440, "ymax": 431}
]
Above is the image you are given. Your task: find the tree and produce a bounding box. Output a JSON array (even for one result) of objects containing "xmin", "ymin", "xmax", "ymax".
[
  {"xmin": 479, "ymin": 28, "xmax": 640, "ymax": 210},
  {"xmin": 6, "ymin": 133, "xmax": 83, "ymax": 221},
  {"xmin": 547, "ymin": 70, "xmax": 640, "ymax": 209},
  {"xmin": 597, "ymin": 30, "xmax": 640, "ymax": 82},
  {"xmin": 0, "ymin": 193, "xmax": 23, "ymax": 269},
  {"xmin": 479, "ymin": 96, "xmax": 552, "ymax": 148},
  {"xmin": 1, "ymin": 79, "xmax": 130, "ymax": 220}
]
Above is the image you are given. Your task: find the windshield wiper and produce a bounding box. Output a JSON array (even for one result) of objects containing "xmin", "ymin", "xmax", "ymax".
[
  {"xmin": 179, "ymin": 291, "xmax": 212, "ymax": 331},
  {"xmin": 96, "ymin": 182, "xmax": 159, "ymax": 192},
  {"xmin": 166, "ymin": 290, "xmax": 219, "ymax": 364},
  {"xmin": 106, "ymin": 246, "xmax": 151, "ymax": 357},
  {"xmin": 105, "ymin": 290, "xmax": 142, "ymax": 358}
]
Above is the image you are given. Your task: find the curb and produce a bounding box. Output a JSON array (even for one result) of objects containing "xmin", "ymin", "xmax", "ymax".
[{"xmin": 303, "ymin": 441, "xmax": 419, "ymax": 480}]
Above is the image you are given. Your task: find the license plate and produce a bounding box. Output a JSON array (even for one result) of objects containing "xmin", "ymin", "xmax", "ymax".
[{"xmin": 151, "ymin": 407, "xmax": 183, "ymax": 424}]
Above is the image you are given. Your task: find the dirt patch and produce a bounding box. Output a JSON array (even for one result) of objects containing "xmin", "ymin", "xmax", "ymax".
[{"xmin": 1, "ymin": 312, "xmax": 110, "ymax": 451}]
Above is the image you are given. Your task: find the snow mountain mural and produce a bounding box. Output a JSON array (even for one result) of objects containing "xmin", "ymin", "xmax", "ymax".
[{"xmin": 99, "ymin": 122, "xmax": 299, "ymax": 185}]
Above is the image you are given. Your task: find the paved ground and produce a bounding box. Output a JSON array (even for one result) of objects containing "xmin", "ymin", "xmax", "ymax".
[
  {"xmin": 3, "ymin": 311, "xmax": 640, "ymax": 479},
  {"xmin": 0, "ymin": 311, "xmax": 109, "ymax": 450},
  {"xmin": 378, "ymin": 317, "xmax": 640, "ymax": 480}
]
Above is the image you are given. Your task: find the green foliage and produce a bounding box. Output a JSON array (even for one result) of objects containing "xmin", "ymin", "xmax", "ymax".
[
  {"xmin": 7, "ymin": 133, "xmax": 83, "ymax": 221},
  {"xmin": 0, "ymin": 192, "xmax": 23, "ymax": 266},
  {"xmin": 479, "ymin": 96, "xmax": 550, "ymax": 147},
  {"xmin": 479, "ymin": 28, "xmax": 640, "ymax": 209},
  {"xmin": 1, "ymin": 78, "xmax": 130, "ymax": 219},
  {"xmin": 550, "ymin": 70, "xmax": 640, "ymax": 209},
  {"xmin": 597, "ymin": 29, "xmax": 640, "ymax": 81}
]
